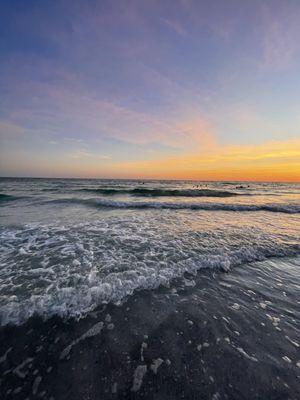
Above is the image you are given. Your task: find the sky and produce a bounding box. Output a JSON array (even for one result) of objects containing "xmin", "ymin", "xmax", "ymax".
[{"xmin": 0, "ymin": 0, "xmax": 300, "ymax": 181}]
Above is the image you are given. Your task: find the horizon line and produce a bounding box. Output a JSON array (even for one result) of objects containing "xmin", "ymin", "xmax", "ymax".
[{"xmin": 0, "ymin": 176, "xmax": 299, "ymax": 183}]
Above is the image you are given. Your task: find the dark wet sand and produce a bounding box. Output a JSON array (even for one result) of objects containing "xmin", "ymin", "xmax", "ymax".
[{"xmin": 1, "ymin": 258, "xmax": 299, "ymax": 400}]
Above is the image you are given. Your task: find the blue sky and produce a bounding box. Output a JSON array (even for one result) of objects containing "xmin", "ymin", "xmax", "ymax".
[{"xmin": 0, "ymin": 0, "xmax": 300, "ymax": 179}]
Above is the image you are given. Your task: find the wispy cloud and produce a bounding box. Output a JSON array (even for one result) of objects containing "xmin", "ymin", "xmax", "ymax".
[
  {"xmin": 1, "ymin": 65, "xmax": 216, "ymax": 153},
  {"xmin": 67, "ymin": 149, "xmax": 111, "ymax": 160},
  {"xmin": 162, "ymin": 18, "xmax": 187, "ymax": 36},
  {"xmin": 1, "ymin": 0, "xmax": 300, "ymax": 179}
]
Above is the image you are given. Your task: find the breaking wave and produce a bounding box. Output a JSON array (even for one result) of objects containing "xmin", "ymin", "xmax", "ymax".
[
  {"xmin": 80, "ymin": 188, "xmax": 242, "ymax": 197},
  {"xmin": 49, "ymin": 198, "xmax": 300, "ymax": 214}
]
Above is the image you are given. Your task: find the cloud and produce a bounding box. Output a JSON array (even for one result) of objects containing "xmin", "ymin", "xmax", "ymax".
[
  {"xmin": 1, "ymin": 65, "xmax": 216, "ymax": 154},
  {"xmin": 1, "ymin": 0, "xmax": 299, "ymax": 180},
  {"xmin": 66, "ymin": 149, "xmax": 111, "ymax": 160},
  {"xmin": 162, "ymin": 18, "xmax": 187, "ymax": 36}
]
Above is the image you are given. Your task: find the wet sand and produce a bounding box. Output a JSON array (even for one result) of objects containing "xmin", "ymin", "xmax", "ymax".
[{"xmin": 1, "ymin": 258, "xmax": 299, "ymax": 400}]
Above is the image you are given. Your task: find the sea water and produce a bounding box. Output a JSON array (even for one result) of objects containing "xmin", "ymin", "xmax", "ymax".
[{"xmin": 0, "ymin": 178, "xmax": 299, "ymax": 399}]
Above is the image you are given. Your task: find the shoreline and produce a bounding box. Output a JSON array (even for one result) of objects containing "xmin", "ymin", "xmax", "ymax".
[{"xmin": 1, "ymin": 257, "xmax": 299, "ymax": 399}]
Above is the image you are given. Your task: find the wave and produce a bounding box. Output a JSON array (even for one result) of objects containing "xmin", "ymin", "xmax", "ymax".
[
  {"xmin": 80, "ymin": 187, "xmax": 242, "ymax": 197},
  {"xmin": 49, "ymin": 197, "xmax": 300, "ymax": 214},
  {"xmin": 0, "ymin": 193, "xmax": 23, "ymax": 202},
  {"xmin": 0, "ymin": 227, "xmax": 299, "ymax": 326}
]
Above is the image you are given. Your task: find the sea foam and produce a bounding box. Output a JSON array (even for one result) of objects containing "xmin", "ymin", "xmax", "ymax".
[{"xmin": 0, "ymin": 215, "xmax": 299, "ymax": 326}]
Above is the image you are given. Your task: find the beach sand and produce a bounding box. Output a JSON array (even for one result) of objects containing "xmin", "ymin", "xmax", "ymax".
[{"xmin": 1, "ymin": 258, "xmax": 299, "ymax": 400}]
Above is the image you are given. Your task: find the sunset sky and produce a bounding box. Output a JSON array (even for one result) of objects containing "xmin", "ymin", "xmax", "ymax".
[{"xmin": 0, "ymin": 0, "xmax": 300, "ymax": 181}]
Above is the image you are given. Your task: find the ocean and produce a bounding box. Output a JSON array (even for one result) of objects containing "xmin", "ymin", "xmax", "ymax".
[{"xmin": 0, "ymin": 178, "xmax": 299, "ymax": 399}]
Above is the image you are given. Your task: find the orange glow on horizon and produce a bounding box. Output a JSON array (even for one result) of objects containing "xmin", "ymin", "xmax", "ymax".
[
  {"xmin": 2, "ymin": 138, "xmax": 299, "ymax": 182},
  {"xmin": 108, "ymin": 138, "xmax": 300, "ymax": 182}
]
